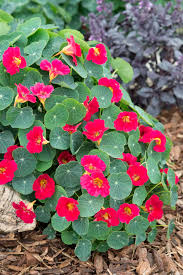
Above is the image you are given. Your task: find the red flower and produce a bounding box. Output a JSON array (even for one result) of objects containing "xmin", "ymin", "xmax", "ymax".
[
  {"xmin": 30, "ymin": 82, "xmax": 54, "ymax": 106},
  {"xmin": 114, "ymin": 111, "xmax": 138, "ymax": 132},
  {"xmin": 81, "ymin": 155, "xmax": 106, "ymax": 173},
  {"xmin": 145, "ymin": 194, "xmax": 163, "ymax": 222},
  {"xmin": 139, "ymin": 125, "xmax": 153, "ymax": 142},
  {"xmin": 56, "ymin": 197, "xmax": 80, "ymax": 222},
  {"xmin": 139, "ymin": 126, "xmax": 166, "ymax": 152},
  {"xmin": 94, "ymin": 208, "xmax": 119, "ymax": 227},
  {"xmin": 2, "ymin": 47, "xmax": 26, "ymax": 75},
  {"xmin": 57, "ymin": 151, "xmax": 76, "ymax": 165},
  {"xmin": 86, "ymin": 43, "xmax": 107, "ymax": 65},
  {"xmin": 12, "ymin": 201, "xmax": 36, "ymax": 224},
  {"xmin": 4, "ymin": 145, "xmax": 23, "ymax": 160},
  {"xmin": 118, "ymin": 153, "xmax": 137, "ymax": 166},
  {"xmin": 80, "ymin": 172, "xmax": 110, "ymax": 197},
  {"xmin": 98, "ymin": 78, "xmax": 123, "ymax": 103},
  {"xmin": 127, "ymin": 163, "xmax": 149, "ymax": 186},
  {"xmin": 33, "ymin": 174, "xmax": 55, "ymax": 200},
  {"xmin": 83, "ymin": 119, "xmax": 109, "ymax": 142},
  {"xmin": 40, "ymin": 59, "xmax": 70, "ymax": 82},
  {"xmin": 117, "ymin": 203, "xmax": 140, "ymax": 224},
  {"xmin": 26, "ymin": 126, "xmax": 48, "ymax": 154},
  {"xmin": 62, "ymin": 122, "xmax": 82, "ymax": 134},
  {"xmin": 54, "ymin": 35, "xmax": 82, "ymax": 66},
  {"xmin": 83, "ymin": 96, "xmax": 99, "ymax": 121},
  {"xmin": 160, "ymin": 168, "xmax": 179, "ymax": 185},
  {"xmin": 14, "ymin": 84, "xmax": 36, "ymax": 107},
  {"xmin": 0, "ymin": 159, "xmax": 17, "ymax": 185}
]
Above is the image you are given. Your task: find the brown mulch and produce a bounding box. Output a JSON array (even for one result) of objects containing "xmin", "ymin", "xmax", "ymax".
[{"xmin": 0, "ymin": 108, "xmax": 183, "ymax": 275}]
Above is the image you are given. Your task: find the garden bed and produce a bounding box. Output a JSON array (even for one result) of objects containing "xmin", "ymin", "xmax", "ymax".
[{"xmin": 0, "ymin": 108, "xmax": 183, "ymax": 275}]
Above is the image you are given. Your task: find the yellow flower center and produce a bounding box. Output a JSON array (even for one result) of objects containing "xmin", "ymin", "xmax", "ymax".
[
  {"xmin": 95, "ymin": 131, "xmax": 100, "ymax": 137},
  {"xmin": 109, "ymin": 87, "xmax": 113, "ymax": 93},
  {"xmin": 40, "ymin": 179, "xmax": 47, "ymax": 188},
  {"xmin": 94, "ymin": 47, "xmax": 100, "ymax": 56},
  {"xmin": 132, "ymin": 174, "xmax": 140, "ymax": 182},
  {"xmin": 102, "ymin": 212, "xmax": 110, "ymax": 220},
  {"xmin": 62, "ymin": 158, "xmax": 68, "ymax": 164},
  {"xmin": 154, "ymin": 137, "xmax": 161, "ymax": 145},
  {"xmin": 67, "ymin": 203, "xmax": 75, "ymax": 211},
  {"xmin": 13, "ymin": 57, "xmax": 21, "ymax": 66},
  {"xmin": 122, "ymin": 116, "xmax": 130, "ymax": 123},
  {"xmin": 0, "ymin": 167, "xmax": 6, "ymax": 174},
  {"xmin": 124, "ymin": 207, "xmax": 132, "ymax": 215},
  {"xmin": 36, "ymin": 136, "xmax": 42, "ymax": 144},
  {"xmin": 93, "ymin": 177, "xmax": 103, "ymax": 188}
]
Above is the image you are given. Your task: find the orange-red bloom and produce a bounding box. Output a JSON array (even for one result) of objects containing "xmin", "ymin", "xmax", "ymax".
[
  {"xmin": 94, "ymin": 208, "xmax": 119, "ymax": 227},
  {"xmin": 4, "ymin": 145, "xmax": 23, "ymax": 160},
  {"xmin": 127, "ymin": 162, "xmax": 149, "ymax": 186},
  {"xmin": 86, "ymin": 44, "xmax": 107, "ymax": 65},
  {"xmin": 83, "ymin": 119, "xmax": 108, "ymax": 142},
  {"xmin": 2, "ymin": 47, "xmax": 26, "ymax": 75},
  {"xmin": 57, "ymin": 151, "xmax": 76, "ymax": 165},
  {"xmin": 56, "ymin": 197, "xmax": 80, "ymax": 222},
  {"xmin": 98, "ymin": 78, "xmax": 123, "ymax": 103},
  {"xmin": 80, "ymin": 171, "xmax": 110, "ymax": 197},
  {"xmin": 33, "ymin": 174, "xmax": 55, "ymax": 200},
  {"xmin": 30, "ymin": 82, "xmax": 54, "ymax": 106},
  {"xmin": 118, "ymin": 153, "xmax": 137, "ymax": 166},
  {"xmin": 0, "ymin": 159, "xmax": 17, "ymax": 185},
  {"xmin": 40, "ymin": 59, "xmax": 70, "ymax": 82},
  {"xmin": 117, "ymin": 203, "xmax": 140, "ymax": 224},
  {"xmin": 14, "ymin": 84, "xmax": 36, "ymax": 107},
  {"xmin": 83, "ymin": 96, "xmax": 99, "ymax": 121},
  {"xmin": 12, "ymin": 201, "xmax": 36, "ymax": 223},
  {"xmin": 114, "ymin": 111, "xmax": 138, "ymax": 132},
  {"xmin": 62, "ymin": 123, "xmax": 82, "ymax": 134},
  {"xmin": 81, "ymin": 155, "xmax": 106, "ymax": 173},
  {"xmin": 26, "ymin": 126, "xmax": 48, "ymax": 154},
  {"xmin": 54, "ymin": 35, "xmax": 82, "ymax": 66},
  {"xmin": 145, "ymin": 194, "xmax": 163, "ymax": 222}
]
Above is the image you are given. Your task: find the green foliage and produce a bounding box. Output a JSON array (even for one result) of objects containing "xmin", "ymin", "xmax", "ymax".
[{"xmin": 0, "ymin": 15, "xmax": 177, "ymax": 262}]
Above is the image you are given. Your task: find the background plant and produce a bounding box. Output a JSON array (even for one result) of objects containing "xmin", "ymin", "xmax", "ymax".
[
  {"xmin": 82, "ymin": 0, "xmax": 183, "ymax": 116},
  {"xmin": 0, "ymin": 11, "xmax": 178, "ymax": 261}
]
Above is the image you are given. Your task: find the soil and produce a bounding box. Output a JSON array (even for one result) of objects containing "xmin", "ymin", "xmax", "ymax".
[{"xmin": 0, "ymin": 108, "xmax": 183, "ymax": 275}]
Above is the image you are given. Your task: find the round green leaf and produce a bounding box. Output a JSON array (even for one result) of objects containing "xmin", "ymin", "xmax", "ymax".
[
  {"xmin": 72, "ymin": 217, "xmax": 89, "ymax": 236},
  {"xmin": 76, "ymin": 141, "xmax": 95, "ymax": 162},
  {"xmin": 52, "ymin": 75, "xmax": 77, "ymax": 90},
  {"xmin": 70, "ymin": 131, "xmax": 83, "ymax": 154},
  {"xmin": 51, "ymin": 213, "xmax": 71, "ymax": 232},
  {"xmin": 78, "ymin": 193, "xmax": 104, "ymax": 217},
  {"xmin": 126, "ymin": 216, "xmax": 149, "ymax": 235},
  {"xmin": 0, "ymin": 130, "xmax": 14, "ymax": 153},
  {"xmin": 53, "ymin": 87, "xmax": 79, "ymax": 100},
  {"xmin": 44, "ymin": 103, "xmax": 69, "ymax": 130},
  {"xmin": 50, "ymin": 127, "xmax": 70, "ymax": 150},
  {"xmin": 111, "ymin": 57, "xmax": 133, "ymax": 84},
  {"xmin": 37, "ymin": 144, "xmax": 56, "ymax": 162},
  {"xmin": 62, "ymin": 98, "xmax": 86, "ymax": 125},
  {"xmin": 61, "ymin": 53, "xmax": 87, "ymax": 78},
  {"xmin": 12, "ymin": 148, "xmax": 37, "ymax": 177},
  {"xmin": 84, "ymin": 60, "xmax": 103, "ymax": 79},
  {"xmin": 45, "ymin": 185, "xmax": 67, "ymax": 212},
  {"xmin": 128, "ymin": 134, "xmax": 141, "ymax": 157},
  {"xmin": 135, "ymin": 232, "xmax": 146, "ymax": 245},
  {"xmin": 0, "ymin": 87, "xmax": 14, "ymax": 110},
  {"xmin": 132, "ymin": 185, "xmax": 147, "ymax": 206},
  {"xmin": 101, "ymin": 104, "xmax": 121, "ymax": 129},
  {"xmin": 75, "ymin": 239, "xmax": 92, "ymax": 261},
  {"xmin": 148, "ymin": 228, "xmax": 157, "ymax": 243},
  {"xmin": 87, "ymin": 221, "xmax": 111, "ymax": 240},
  {"xmin": 43, "ymin": 224, "xmax": 56, "ymax": 240},
  {"xmin": 44, "ymin": 95, "xmax": 65, "ymax": 111},
  {"xmin": 97, "ymin": 241, "xmax": 109, "ymax": 252},
  {"xmin": 110, "ymin": 159, "xmax": 127, "ymax": 174},
  {"xmin": 147, "ymin": 157, "xmax": 161, "ymax": 184},
  {"xmin": 61, "ymin": 231, "xmax": 79, "ymax": 245},
  {"xmin": 108, "ymin": 172, "xmax": 132, "ymax": 200},
  {"xmin": 36, "ymin": 160, "xmax": 52, "ymax": 172},
  {"xmin": 109, "ymin": 197, "xmax": 124, "ymax": 211},
  {"xmin": 17, "ymin": 17, "xmax": 41, "ymax": 37},
  {"xmin": 107, "ymin": 231, "xmax": 129, "ymax": 249},
  {"xmin": 35, "ymin": 206, "xmax": 51, "ymax": 223},
  {"xmin": 54, "ymin": 161, "xmax": 82, "ymax": 188},
  {"xmin": 6, "ymin": 106, "xmax": 35, "ymax": 129},
  {"xmin": 91, "ymin": 86, "xmax": 112, "ymax": 108},
  {"xmin": 12, "ymin": 174, "xmax": 35, "ymax": 195},
  {"xmin": 77, "ymin": 82, "xmax": 91, "ymax": 103},
  {"xmin": 100, "ymin": 131, "xmax": 126, "ymax": 158}
]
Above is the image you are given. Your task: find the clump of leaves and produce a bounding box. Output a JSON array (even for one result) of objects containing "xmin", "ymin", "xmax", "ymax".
[
  {"xmin": 0, "ymin": 11, "xmax": 178, "ymax": 261},
  {"xmin": 83, "ymin": 0, "xmax": 183, "ymax": 115}
]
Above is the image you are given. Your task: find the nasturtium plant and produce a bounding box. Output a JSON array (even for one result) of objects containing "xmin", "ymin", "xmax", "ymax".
[{"xmin": 0, "ymin": 14, "xmax": 178, "ymax": 262}]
